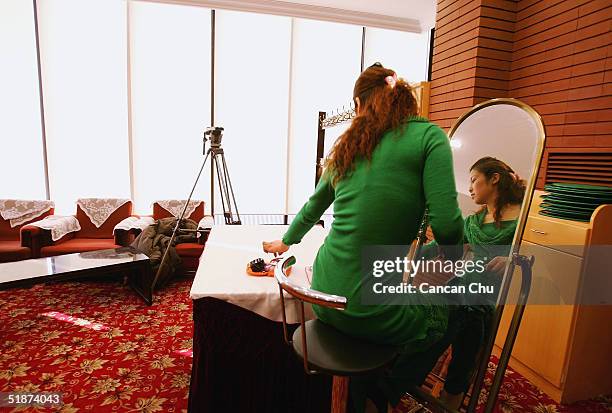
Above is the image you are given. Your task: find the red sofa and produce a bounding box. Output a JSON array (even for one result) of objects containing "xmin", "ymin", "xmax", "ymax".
[
  {"xmin": 0, "ymin": 208, "xmax": 54, "ymax": 262},
  {"xmin": 22, "ymin": 201, "xmax": 132, "ymax": 258},
  {"xmin": 152, "ymin": 201, "xmax": 206, "ymax": 273}
]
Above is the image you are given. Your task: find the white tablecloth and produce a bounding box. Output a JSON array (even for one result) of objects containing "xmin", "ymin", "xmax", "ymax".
[{"xmin": 190, "ymin": 225, "xmax": 328, "ymax": 323}]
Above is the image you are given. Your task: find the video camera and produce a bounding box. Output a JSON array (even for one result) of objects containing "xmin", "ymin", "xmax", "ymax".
[{"xmin": 204, "ymin": 126, "xmax": 224, "ymax": 148}]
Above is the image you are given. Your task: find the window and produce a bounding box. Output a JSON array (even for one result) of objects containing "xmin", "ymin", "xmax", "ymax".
[
  {"xmin": 37, "ymin": 0, "xmax": 130, "ymax": 214},
  {"xmin": 0, "ymin": 0, "xmax": 46, "ymax": 200},
  {"xmin": 2, "ymin": 2, "xmax": 430, "ymax": 217},
  {"xmin": 129, "ymin": 2, "xmax": 212, "ymax": 214},
  {"xmin": 363, "ymin": 27, "xmax": 429, "ymax": 83},
  {"xmin": 287, "ymin": 19, "xmax": 362, "ymax": 213},
  {"xmin": 213, "ymin": 10, "xmax": 291, "ymax": 215}
]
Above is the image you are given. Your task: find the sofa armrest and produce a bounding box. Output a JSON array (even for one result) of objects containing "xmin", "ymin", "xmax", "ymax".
[
  {"xmin": 197, "ymin": 216, "xmax": 214, "ymax": 229},
  {"xmin": 24, "ymin": 215, "xmax": 80, "ymax": 247},
  {"xmin": 114, "ymin": 228, "xmax": 131, "ymax": 247},
  {"xmin": 114, "ymin": 216, "xmax": 137, "ymax": 246},
  {"xmin": 197, "ymin": 216, "xmax": 214, "ymax": 245},
  {"xmin": 113, "ymin": 216, "xmax": 154, "ymax": 246},
  {"xmin": 197, "ymin": 229, "xmax": 210, "ymax": 245},
  {"xmin": 21, "ymin": 225, "xmax": 74, "ymax": 258}
]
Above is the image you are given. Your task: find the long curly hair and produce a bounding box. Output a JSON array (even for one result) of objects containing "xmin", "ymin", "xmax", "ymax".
[
  {"xmin": 325, "ymin": 63, "xmax": 418, "ymax": 186},
  {"xmin": 471, "ymin": 157, "xmax": 526, "ymax": 226}
]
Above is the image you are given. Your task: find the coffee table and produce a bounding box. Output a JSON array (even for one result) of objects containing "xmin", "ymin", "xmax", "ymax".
[{"xmin": 0, "ymin": 247, "xmax": 153, "ymax": 305}]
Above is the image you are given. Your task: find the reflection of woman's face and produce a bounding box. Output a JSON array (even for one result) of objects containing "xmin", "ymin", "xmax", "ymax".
[{"xmin": 469, "ymin": 170, "xmax": 498, "ymax": 205}]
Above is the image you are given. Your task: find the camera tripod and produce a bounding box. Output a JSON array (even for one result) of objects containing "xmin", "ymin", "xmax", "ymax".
[
  {"xmin": 203, "ymin": 127, "xmax": 241, "ymax": 226},
  {"xmin": 151, "ymin": 126, "xmax": 241, "ymax": 291}
]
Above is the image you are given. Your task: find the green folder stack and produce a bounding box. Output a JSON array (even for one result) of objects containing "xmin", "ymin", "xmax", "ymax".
[{"xmin": 540, "ymin": 183, "xmax": 612, "ymax": 222}]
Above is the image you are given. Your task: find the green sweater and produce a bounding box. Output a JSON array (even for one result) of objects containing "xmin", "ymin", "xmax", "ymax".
[
  {"xmin": 282, "ymin": 117, "xmax": 464, "ymax": 350},
  {"xmin": 422, "ymin": 210, "xmax": 517, "ymax": 308}
]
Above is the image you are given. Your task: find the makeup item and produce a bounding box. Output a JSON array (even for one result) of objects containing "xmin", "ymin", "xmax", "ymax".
[{"xmin": 246, "ymin": 257, "xmax": 292, "ymax": 277}]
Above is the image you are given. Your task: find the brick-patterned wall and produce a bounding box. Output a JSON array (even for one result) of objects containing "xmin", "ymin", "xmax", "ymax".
[
  {"xmin": 511, "ymin": 0, "xmax": 611, "ymax": 187},
  {"xmin": 430, "ymin": 0, "xmax": 517, "ymax": 129},
  {"xmin": 430, "ymin": 0, "xmax": 612, "ymax": 188}
]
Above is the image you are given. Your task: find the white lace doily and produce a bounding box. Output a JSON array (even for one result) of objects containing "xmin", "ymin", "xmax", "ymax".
[
  {"xmin": 113, "ymin": 216, "xmax": 155, "ymax": 234},
  {"xmin": 77, "ymin": 198, "xmax": 130, "ymax": 228},
  {"xmin": 0, "ymin": 199, "xmax": 55, "ymax": 228},
  {"xmin": 156, "ymin": 200, "xmax": 203, "ymax": 219},
  {"xmin": 198, "ymin": 216, "xmax": 215, "ymax": 229},
  {"xmin": 28, "ymin": 215, "xmax": 81, "ymax": 241}
]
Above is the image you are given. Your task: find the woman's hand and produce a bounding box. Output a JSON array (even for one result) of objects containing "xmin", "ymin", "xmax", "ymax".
[
  {"xmin": 486, "ymin": 256, "xmax": 509, "ymax": 275},
  {"xmin": 262, "ymin": 240, "xmax": 289, "ymax": 257}
]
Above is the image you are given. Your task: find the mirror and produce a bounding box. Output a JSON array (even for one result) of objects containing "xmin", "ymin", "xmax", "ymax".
[
  {"xmin": 421, "ymin": 98, "xmax": 546, "ymax": 411},
  {"xmin": 447, "ymin": 98, "xmax": 545, "ymax": 307},
  {"xmin": 450, "ymin": 100, "xmax": 544, "ymax": 222}
]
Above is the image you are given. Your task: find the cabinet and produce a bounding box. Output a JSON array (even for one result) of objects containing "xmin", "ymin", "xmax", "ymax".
[{"xmin": 495, "ymin": 190, "xmax": 612, "ymax": 403}]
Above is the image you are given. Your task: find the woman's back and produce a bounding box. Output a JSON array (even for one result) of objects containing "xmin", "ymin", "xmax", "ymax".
[
  {"xmin": 330, "ymin": 118, "xmax": 430, "ymax": 247},
  {"xmin": 286, "ymin": 118, "xmax": 464, "ymax": 347},
  {"xmin": 270, "ymin": 63, "xmax": 463, "ymax": 349}
]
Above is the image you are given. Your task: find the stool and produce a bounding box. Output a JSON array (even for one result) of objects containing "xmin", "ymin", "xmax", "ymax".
[{"xmin": 275, "ymin": 256, "xmax": 399, "ymax": 413}]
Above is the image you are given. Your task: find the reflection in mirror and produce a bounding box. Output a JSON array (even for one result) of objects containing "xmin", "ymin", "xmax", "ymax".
[
  {"xmin": 450, "ymin": 102, "xmax": 543, "ymax": 220},
  {"xmin": 414, "ymin": 99, "xmax": 545, "ymax": 412}
]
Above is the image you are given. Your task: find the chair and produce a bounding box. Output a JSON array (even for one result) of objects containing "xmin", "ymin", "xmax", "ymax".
[
  {"xmin": 23, "ymin": 200, "xmax": 132, "ymax": 258},
  {"xmin": 0, "ymin": 206, "xmax": 54, "ymax": 262},
  {"xmin": 275, "ymin": 256, "xmax": 399, "ymax": 413},
  {"xmin": 152, "ymin": 201, "xmax": 208, "ymax": 273}
]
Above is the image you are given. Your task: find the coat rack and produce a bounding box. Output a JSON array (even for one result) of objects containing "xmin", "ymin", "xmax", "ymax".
[{"xmin": 315, "ymin": 103, "xmax": 356, "ymax": 186}]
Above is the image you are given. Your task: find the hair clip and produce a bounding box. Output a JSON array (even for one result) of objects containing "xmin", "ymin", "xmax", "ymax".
[{"xmin": 385, "ymin": 73, "xmax": 398, "ymax": 88}]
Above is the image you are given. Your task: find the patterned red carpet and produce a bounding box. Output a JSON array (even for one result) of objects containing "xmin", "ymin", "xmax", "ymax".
[
  {"xmin": 394, "ymin": 359, "xmax": 612, "ymax": 413},
  {"xmin": 0, "ymin": 278, "xmax": 610, "ymax": 413}
]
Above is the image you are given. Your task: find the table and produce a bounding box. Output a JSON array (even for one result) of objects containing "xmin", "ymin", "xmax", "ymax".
[
  {"xmin": 188, "ymin": 225, "xmax": 332, "ymax": 412},
  {"xmin": 190, "ymin": 224, "xmax": 329, "ymax": 322},
  {"xmin": 0, "ymin": 247, "xmax": 153, "ymax": 304}
]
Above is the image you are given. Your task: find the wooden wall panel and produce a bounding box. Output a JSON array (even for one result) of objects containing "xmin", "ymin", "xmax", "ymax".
[
  {"xmin": 512, "ymin": 0, "xmax": 612, "ymax": 187},
  {"xmin": 430, "ymin": 0, "xmax": 612, "ymax": 189},
  {"xmin": 429, "ymin": 0, "xmax": 484, "ymax": 129},
  {"xmin": 429, "ymin": 0, "xmax": 517, "ymax": 129}
]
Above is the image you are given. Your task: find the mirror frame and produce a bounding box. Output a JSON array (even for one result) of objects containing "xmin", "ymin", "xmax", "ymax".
[{"xmin": 446, "ymin": 97, "xmax": 546, "ymax": 413}]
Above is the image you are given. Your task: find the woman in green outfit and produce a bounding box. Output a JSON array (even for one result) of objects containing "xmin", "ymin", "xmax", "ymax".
[
  {"xmin": 383, "ymin": 156, "xmax": 526, "ymax": 411},
  {"xmin": 436, "ymin": 157, "xmax": 525, "ymax": 408},
  {"xmin": 263, "ymin": 63, "xmax": 464, "ymax": 412}
]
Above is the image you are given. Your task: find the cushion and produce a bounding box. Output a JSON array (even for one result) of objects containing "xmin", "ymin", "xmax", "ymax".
[
  {"xmin": 175, "ymin": 242, "xmax": 204, "ymax": 258},
  {"xmin": 0, "ymin": 209, "xmax": 54, "ymax": 241},
  {"xmin": 292, "ymin": 320, "xmax": 398, "ymax": 376},
  {"xmin": 76, "ymin": 202, "xmax": 132, "ymax": 239},
  {"xmin": 153, "ymin": 202, "xmax": 205, "ymax": 222},
  {"xmin": 0, "ymin": 240, "xmax": 31, "ymax": 262},
  {"xmin": 41, "ymin": 238, "xmax": 119, "ymax": 257}
]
